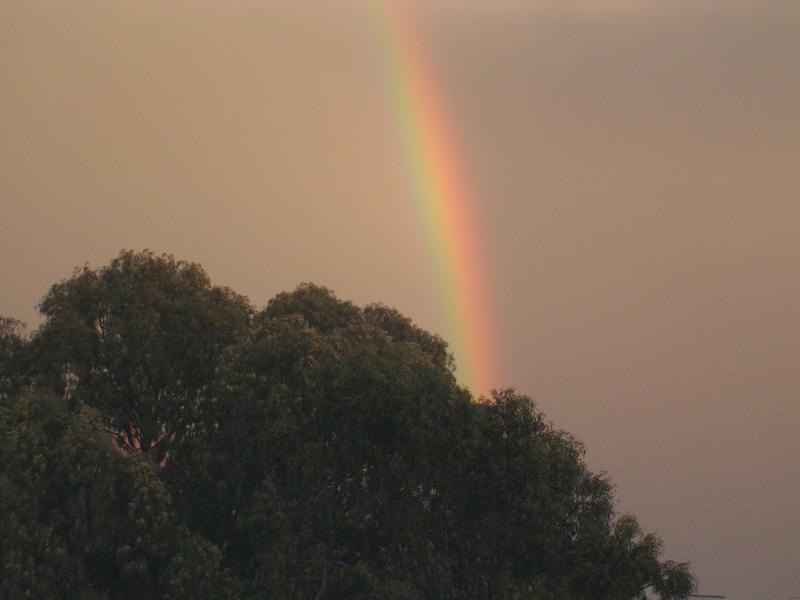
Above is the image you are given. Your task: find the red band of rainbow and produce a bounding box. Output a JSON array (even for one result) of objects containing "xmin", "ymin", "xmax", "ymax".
[{"xmin": 372, "ymin": 2, "xmax": 496, "ymax": 394}]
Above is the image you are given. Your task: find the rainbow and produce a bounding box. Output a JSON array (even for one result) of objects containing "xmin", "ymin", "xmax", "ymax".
[{"xmin": 371, "ymin": 3, "xmax": 497, "ymax": 395}]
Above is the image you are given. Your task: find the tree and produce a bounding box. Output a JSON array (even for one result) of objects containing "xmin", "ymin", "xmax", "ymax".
[
  {"xmin": 33, "ymin": 250, "xmax": 252, "ymax": 461},
  {"xmin": 0, "ymin": 317, "xmax": 30, "ymax": 402},
  {"xmin": 3, "ymin": 253, "xmax": 695, "ymax": 599},
  {"xmin": 0, "ymin": 388, "xmax": 234, "ymax": 599},
  {"xmin": 163, "ymin": 284, "xmax": 695, "ymax": 600},
  {"xmin": 166, "ymin": 284, "xmax": 472, "ymax": 598}
]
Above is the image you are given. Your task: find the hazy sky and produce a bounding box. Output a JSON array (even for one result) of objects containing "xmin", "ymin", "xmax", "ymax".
[{"xmin": 1, "ymin": 2, "xmax": 798, "ymax": 597}]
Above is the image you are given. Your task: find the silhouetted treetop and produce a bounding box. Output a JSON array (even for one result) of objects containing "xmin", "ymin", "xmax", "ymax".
[{"xmin": 0, "ymin": 250, "xmax": 696, "ymax": 600}]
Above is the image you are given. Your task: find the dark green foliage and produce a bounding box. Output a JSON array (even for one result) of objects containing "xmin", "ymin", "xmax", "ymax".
[
  {"xmin": 34, "ymin": 250, "xmax": 252, "ymax": 461},
  {"xmin": 166, "ymin": 283, "xmax": 471, "ymax": 598},
  {"xmin": 0, "ymin": 389, "xmax": 233, "ymax": 599},
  {"xmin": 0, "ymin": 317, "xmax": 30, "ymax": 402},
  {"xmin": 364, "ymin": 303, "xmax": 453, "ymax": 371},
  {"xmin": 1, "ymin": 251, "xmax": 696, "ymax": 599}
]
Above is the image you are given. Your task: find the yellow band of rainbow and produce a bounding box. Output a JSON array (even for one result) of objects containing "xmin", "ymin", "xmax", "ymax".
[{"xmin": 372, "ymin": 2, "xmax": 496, "ymax": 394}]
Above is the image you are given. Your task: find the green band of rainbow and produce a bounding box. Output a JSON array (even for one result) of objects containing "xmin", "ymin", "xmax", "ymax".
[{"xmin": 372, "ymin": 2, "xmax": 496, "ymax": 394}]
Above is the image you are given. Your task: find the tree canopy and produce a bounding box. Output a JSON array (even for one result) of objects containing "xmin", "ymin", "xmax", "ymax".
[
  {"xmin": 33, "ymin": 250, "xmax": 251, "ymax": 461},
  {"xmin": 0, "ymin": 317, "xmax": 29, "ymax": 401},
  {"xmin": 0, "ymin": 251, "xmax": 695, "ymax": 599}
]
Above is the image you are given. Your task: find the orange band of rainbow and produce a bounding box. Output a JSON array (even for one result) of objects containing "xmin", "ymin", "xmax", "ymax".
[{"xmin": 372, "ymin": 3, "xmax": 496, "ymax": 394}]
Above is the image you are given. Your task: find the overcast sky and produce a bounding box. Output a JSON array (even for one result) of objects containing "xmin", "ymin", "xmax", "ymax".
[{"xmin": 1, "ymin": 2, "xmax": 798, "ymax": 597}]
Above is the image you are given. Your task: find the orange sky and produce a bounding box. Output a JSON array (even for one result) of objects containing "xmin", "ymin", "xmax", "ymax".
[{"xmin": 1, "ymin": 2, "xmax": 798, "ymax": 597}]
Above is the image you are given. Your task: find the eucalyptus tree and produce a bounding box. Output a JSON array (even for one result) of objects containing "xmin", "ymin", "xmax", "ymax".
[
  {"xmin": 0, "ymin": 389, "xmax": 234, "ymax": 599},
  {"xmin": 2, "ymin": 253, "xmax": 695, "ymax": 599},
  {"xmin": 164, "ymin": 283, "xmax": 695, "ymax": 600},
  {"xmin": 0, "ymin": 317, "xmax": 30, "ymax": 402},
  {"xmin": 33, "ymin": 250, "xmax": 252, "ymax": 461},
  {"xmin": 166, "ymin": 283, "xmax": 471, "ymax": 598}
]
